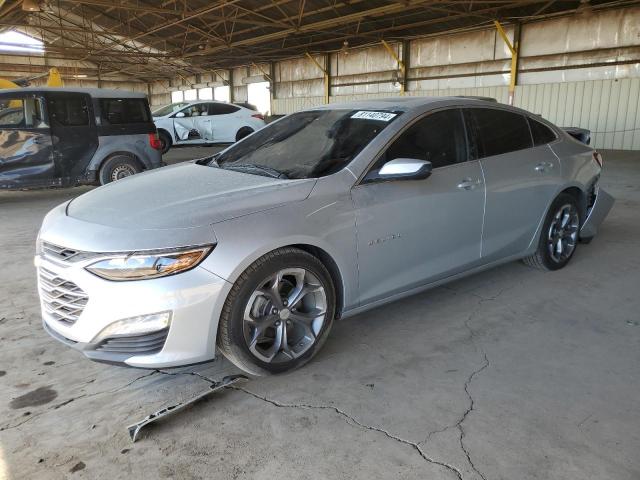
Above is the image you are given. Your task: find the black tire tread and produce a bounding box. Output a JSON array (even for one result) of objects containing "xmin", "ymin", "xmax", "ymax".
[
  {"xmin": 522, "ymin": 192, "xmax": 580, "ymax": 271},
  {"xmin": 98, "ymin": 154, "xmax": 141, "ymax": 185},
  {"xmin": 217, "ymin": 247, "xmax": 334, "ymax": 376}
]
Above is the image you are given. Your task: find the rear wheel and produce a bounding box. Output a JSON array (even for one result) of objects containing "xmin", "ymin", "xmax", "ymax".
[
  {"xmin": 235, "ymin": 127, "xmax": 254, "ymax": 142},
  {"xmin": 523, "ymin": 193, "xmax": 581, "ymax": 271},
  {"xmin": 217, "ymin": 247, "xmax": 335, "ymax": 376},
  {"xmin": 158, "ymin": 131, "xmax": 172, "ymax": 154},
  {"xmin": 98, "ymin": 155, "xmax": 141, "ymax": 185}
]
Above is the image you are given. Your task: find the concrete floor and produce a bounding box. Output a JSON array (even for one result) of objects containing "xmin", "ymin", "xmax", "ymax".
[{"xmin": 0, "ymin": 151, "xmax": 639, "ymax": 480}]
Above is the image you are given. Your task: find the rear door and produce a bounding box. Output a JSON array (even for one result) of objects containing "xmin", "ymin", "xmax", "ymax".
[
  {"xmin": 464, "ymin": 108, "xmax": 561, "ymax": 261},
  {"xmin": 209, "ymin": 103, "xmax": 241, "ymax": 142},
  {"xmin": 0, "ymin": 93, "xmax": 55, "ymax": 188},
  {"xmin": 47, "ymin": 92, "xmax": 98, "ymax": 182}
]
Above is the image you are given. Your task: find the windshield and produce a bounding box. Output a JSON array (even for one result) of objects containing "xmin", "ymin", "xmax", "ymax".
[
  {"xmin": 213, "ymin": 109, "xmax": 400, "ymax": 179},
  {"xmin": 152, "ymin": 102, "xmax": 190, "ymax": 117}
]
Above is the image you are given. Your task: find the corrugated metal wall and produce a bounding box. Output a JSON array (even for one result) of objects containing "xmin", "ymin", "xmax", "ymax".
[{"xmin": 515, "ymin": 79, "xmax": 640, "ymax": 150}]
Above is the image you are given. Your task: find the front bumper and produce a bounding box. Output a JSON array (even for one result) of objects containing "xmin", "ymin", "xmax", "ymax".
[
  {"xmin": 36, "ymin": 253, "xmax": 231, "ymax": 368},
  {"xmin": 580, "ymin": 188, "xmax": 615, "ymax": 239}
]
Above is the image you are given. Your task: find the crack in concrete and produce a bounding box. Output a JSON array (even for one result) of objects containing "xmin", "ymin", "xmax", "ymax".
[
  {"xmin": 1, "ymin": 371, "xmax": 158, "ymax": 431},
  {"xmin": 231, "ymin": 385, "xmax": 464, "ymax": 480},
  {"xmin": 419, "ymin": 291, "xmax": 497, "ymax": 480}
]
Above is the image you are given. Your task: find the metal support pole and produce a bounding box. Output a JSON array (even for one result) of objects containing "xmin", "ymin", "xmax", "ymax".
[
  {"xmin": 269, "ymin": 61, "xmax": 276, "ymax": 115},
  {"xmin": 402, "ymin": 40, "xmax": 410, "ymax": 95},
  {"xmin": 382, "ymin": 39, "xmax": 406, "ymax": 95},
  {"xmin": 305, "ymin": 52, "xmax": 329, "ymax": 104},
  {"xmin": 228, "ymin": 69, "xmax": 234, "ymax": 103},
  {"xmin": 494, "ymin": 20, "xmax": 520, "ymax": 105}
]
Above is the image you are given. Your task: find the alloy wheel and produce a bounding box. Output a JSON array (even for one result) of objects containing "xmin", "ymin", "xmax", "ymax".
[
  {"xmin": 547, "ymin": 203, "xmax": 580, "ymax": 263},
  {"xmin": 242, "ymin": 268, "xmax": 327, "ymax": 364}
]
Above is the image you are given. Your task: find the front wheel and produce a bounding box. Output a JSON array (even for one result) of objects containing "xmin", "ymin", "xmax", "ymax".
[
  {"xmin": 523, "ymin": 193, "xmax": 581, "ymax": 271},
  {"xmin": 217, "ymin": 248, "xmax": 335, "ymax": 376}
]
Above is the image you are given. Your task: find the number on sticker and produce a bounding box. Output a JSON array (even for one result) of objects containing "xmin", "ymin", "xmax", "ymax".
[{"xmin": 351, "ymin": 111, "xmax": 397, "ymax": 122}]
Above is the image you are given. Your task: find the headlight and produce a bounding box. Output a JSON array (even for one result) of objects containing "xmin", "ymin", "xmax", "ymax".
[{"xmin": 86, "ymin": 245, "xmax": 213, "ymax": 281}]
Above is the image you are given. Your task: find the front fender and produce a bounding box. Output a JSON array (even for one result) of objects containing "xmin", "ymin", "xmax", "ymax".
[{"xmin": 200, "ymin": 195, "xmax": 359, "ymax": 312}]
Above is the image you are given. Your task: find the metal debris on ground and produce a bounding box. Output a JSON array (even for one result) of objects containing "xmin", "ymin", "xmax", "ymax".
[{"xmin": 127, "ymin": 374, "xmax": 247, "ymax": 442}]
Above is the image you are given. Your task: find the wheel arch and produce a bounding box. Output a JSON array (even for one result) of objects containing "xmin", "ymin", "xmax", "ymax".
[
  {"xmin": 289, "ymin": 243, "xmax": 345, "ymax": 319},
  {"xmin": 559, "ymin": 185, "xmax": 588, "ymax": 220},
  {"xmin": 98, "ymin": 151, "xmax": 145, "ymax": 171},
  {"xmin": 527, "ymin": 184, "xmax": 587, "ymax": 252},
  {"xmin": 219, "ymin": 241, "xmax": 347, "ymax": 321}
]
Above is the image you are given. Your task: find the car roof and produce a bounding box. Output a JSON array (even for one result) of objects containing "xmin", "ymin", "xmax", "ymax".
[
  {"xmin": 0, "ymin": 87, "xmax": 147, "ymax": 99},
  {"xmin": 311, "ymin": 96, "xmax": 499, "ymax": 112}
]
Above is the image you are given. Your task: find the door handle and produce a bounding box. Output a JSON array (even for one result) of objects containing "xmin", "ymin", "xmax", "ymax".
[
  {"xmin": 457, "ymin": 178, "xmax": 482, "ymax": 190},
  {"xmin": 535, "ymin": 162, "xmax": 554, "ymax": 172}
]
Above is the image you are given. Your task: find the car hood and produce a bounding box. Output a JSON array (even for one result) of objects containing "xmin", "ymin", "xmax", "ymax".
[{"xmin": 67, "ymin": 163, "xmax": 316, "ymax": 229}]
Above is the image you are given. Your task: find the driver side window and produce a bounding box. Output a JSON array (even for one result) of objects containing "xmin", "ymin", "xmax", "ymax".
[{"xmin": 371, "ymin": 108, "xmax": 468, "ymax": 174}]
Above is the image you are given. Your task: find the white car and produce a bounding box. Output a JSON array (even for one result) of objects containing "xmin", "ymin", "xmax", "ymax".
[{"xmin": 152, "ymin": 101, "xmax": 266, "ymax": 154}]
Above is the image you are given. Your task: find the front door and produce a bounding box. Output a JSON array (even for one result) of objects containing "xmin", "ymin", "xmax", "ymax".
[
  {"xmin": 172, "ymin": 104, "xmax": 200, "ymax": 141},
  {"xmin": 352, "ymin": 108, "xmax": 485, "ymax": 305},
  {"xmin": 0, "ymin": 93, "xmax": 55, "ymax": 188},
  {"xmin": 47, "ymin": 92, "xmax": 98, "ymax": 183},
  {"xmin": 193, "ymin": 103, "xmax": 215, "ymax": 141}
]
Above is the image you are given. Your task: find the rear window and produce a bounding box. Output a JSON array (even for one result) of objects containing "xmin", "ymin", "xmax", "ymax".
[
  {"xmin": 99, "ymin": 98, "xmax": 150, "ymax": 125},
  {"xmin": 209, "ymin": 103, "xmax": 239, "ymax": 115},
  {"xmin": 466, "ymin": 108, "xmax": 532, "ymax": 158},
  {"xmin": 528, "ymin": 117, "xmax": 557, "ymax": 145}
]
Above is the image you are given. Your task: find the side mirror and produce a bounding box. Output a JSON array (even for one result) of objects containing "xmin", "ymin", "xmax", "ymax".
[
  {"xmin": 376, "ymin": 158, "xmax": 432, "ymax": 181},
  {"xmin": 175, "ymin": 112, "xmax": 185, "ymax": 118}
]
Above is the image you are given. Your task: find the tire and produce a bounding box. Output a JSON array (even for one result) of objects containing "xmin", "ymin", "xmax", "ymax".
[
  {"xmin": 523, "ymin": 193, "xmax": 581, "ymax": 271},
  {"xmin": 235, "ymin": 127, "xmax": 254, "ymax": 142},
  {"xmin": 98, "ymin": 155, "xmax": 142, "ymax": 185},
  {"xmin": 158, "ymin": 131, "xmax": 172, "ymax": 154},
  {"xmin": 217, "ymin": 247, "xmax": 336, "ymax": 376}
]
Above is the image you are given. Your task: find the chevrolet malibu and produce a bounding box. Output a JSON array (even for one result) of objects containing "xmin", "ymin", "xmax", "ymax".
[{"xmin": 36, "ymin": 97, "xmax": 614, "ymax": 376}]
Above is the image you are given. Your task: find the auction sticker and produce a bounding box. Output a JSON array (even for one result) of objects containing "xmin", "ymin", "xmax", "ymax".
[{"xmin": 351, "ymin": 111, "xmax": 397, "ymax": 121}]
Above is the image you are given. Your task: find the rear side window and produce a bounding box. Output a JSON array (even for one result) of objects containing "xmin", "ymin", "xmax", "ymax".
[
  {"xmin": 528, "ymin": 117, "xmax": 557, "ymax": 145},
  {"xmin": 48, "ymin": 94, "xmax": 90, "ymax": 126},
  {"xmin": 208, "ymin": 103, "xmax": 240, "ymax": 115},
  {"xmin": 465, "ymin": 108, "xmax": 532, "ymax": 158},
  {"xmin": 99, "ymin": 98, "xmax": 150, "ymax": 125},
  {"xmin": 378, "ymin": 108, "xmax": 467, "ymax": 170}
]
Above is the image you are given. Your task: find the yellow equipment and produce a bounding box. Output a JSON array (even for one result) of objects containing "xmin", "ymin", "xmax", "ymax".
[
  {"xmin": 1, "ymin": 69, "xmax": 63, "ymax": 107},
  {"xmin": 46, "ymin": 67, "xmax": 63, "ymax": 87}
]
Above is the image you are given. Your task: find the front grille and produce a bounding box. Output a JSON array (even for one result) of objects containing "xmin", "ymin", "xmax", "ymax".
[
  {"xmin": 41, "ymin": 241, "xmax": 100, "ymax": 264},
  {"xmin": 95, "ymin": 328, "xmax": 169, "ymax": 355},
  {"xmin": 39, "ymin": 267, "xmax": 88, "ymax": 326}
]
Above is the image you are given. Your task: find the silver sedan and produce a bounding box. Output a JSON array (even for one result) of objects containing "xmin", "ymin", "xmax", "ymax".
[{"xmin": 36, "ymin": 97, "xmax": 614, "ymax": 375}]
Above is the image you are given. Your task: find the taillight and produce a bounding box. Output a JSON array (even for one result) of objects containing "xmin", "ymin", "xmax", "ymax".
[
  {"xmin": 252, "ymin": 113, "xmax": 264, "ymax": 120},
  {"xmin": 593, "ymin": 151, "xmax": 603, "ymax": 168},
  {"xmin": 149, "ymin": 133, "xmax": 162, "ymax": 151}
]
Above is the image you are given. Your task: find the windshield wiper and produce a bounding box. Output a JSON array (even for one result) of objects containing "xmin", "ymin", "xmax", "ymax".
[
  {"xmin": 222, "ymin": 163, "xmax": 288, "ymax": 179},
  {"xmin": 195, "ymin": 153, "xmax": 220, "ymax": 166}
]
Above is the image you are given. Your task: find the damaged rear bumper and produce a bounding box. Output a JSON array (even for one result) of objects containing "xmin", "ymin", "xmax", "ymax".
[{"xmin": 580, "ymin": 188, "xmax": 615, "ymax": 240}]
